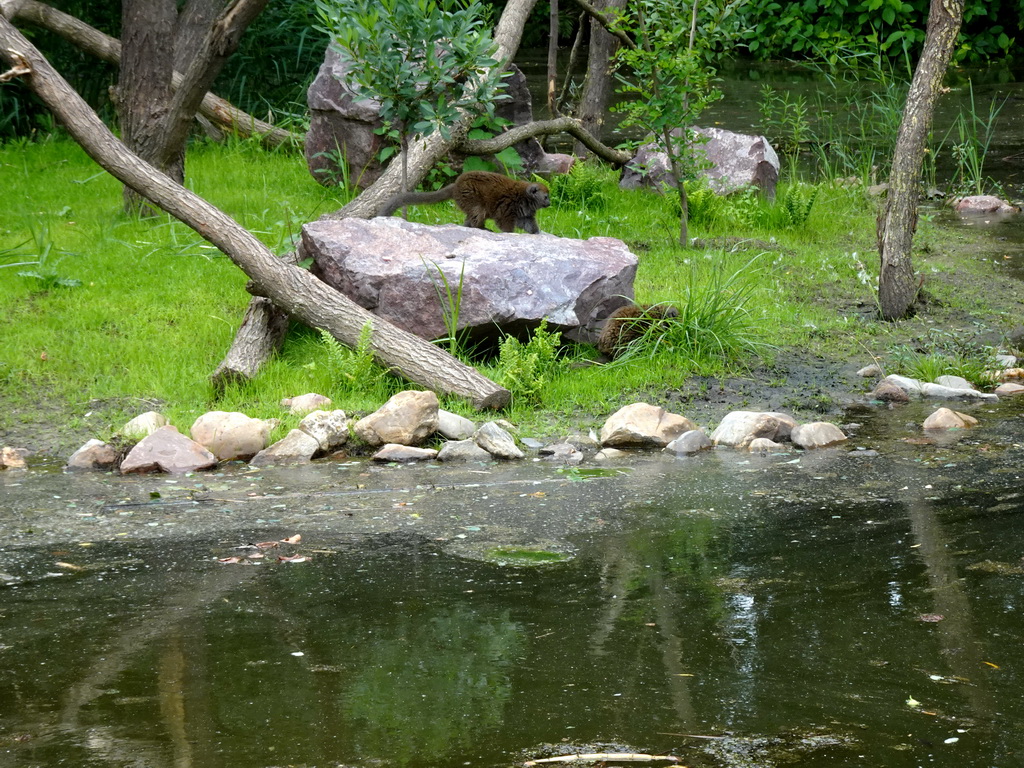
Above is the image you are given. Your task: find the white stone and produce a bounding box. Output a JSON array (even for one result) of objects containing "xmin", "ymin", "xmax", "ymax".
[
  {"xmin": 298, "ymin": 409, "xmax": 349, "ymax": 452},
  {"xmin": 437, "ymin": 410, "xmax": 476, "ymax": 440},
  {"xmin": 372, "ymin": 444, "xmax": 438, "ymax": 462},
  {"xmin": 280, "ymin": 393, "xmax": 333, "ymax": 415},
  {"xmin": 354, "ymin": 390, "xmax": 439, "ymax": 447},
  {"xmin": 710, "ymin": 410, "xmax": 796, "ymax": 448},
  {"xmin": 120, "ymin": 411, "xmax": 168, "ymax": 439},
  {"xmin": 790, "ymin": 422, "xmax": 847, "ymax": 449},
  {"xmin": 600, "ymin": 403, "xmax": 695, "ymax": 448},
  {"xmin": 664, "ymin": 429, "xmax": 713, "ymax": 456},
  {"xmin": 190, "ymin": 411, "xmax": 274, "ymax": 461},
  {"xmin": 250, "ymin": 429, "xmax": 321, "ymax": 466},
  {"xmin": 474, "ymin": 421, "xmax": 524, "ymax": 459}
]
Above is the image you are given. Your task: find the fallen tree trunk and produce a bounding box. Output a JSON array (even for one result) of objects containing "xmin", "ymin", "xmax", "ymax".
[
  {"xmin": 3, "ymin": 0, "xmax": 299, "ymax": 149},
  {"xmin": 0, "ymin": 18, "xmax": 510, "ymax": 410}
]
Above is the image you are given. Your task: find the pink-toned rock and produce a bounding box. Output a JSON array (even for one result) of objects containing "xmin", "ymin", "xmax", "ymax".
[
  {"xmin": 1, "ymin": 446, "xmax": 28, "ymax": 470},
  {"xmin": 281, "ymin": 393, "xmax": 332, "ymax": 415},
  {"xmin": 120, "ymin": 426, "xmax": 217, "ymax": 474},
  {"xmin": 66, "ymin": 439, "xmax": 118, "ymax": 471},
  {"xmin": 190, "ymin": 411, "xmax": 274, "ymax": 461},
  {"xmin": 620, "ymin": 126, "xmax": 780, "ymax": 198},
  {"xmin": 995, "ymin": 382, "xmax": 1024, "ymax": 397},
  {"xmin": 952, "ymin": 195, "xmax": 1020, "ymax": 215},
  {"xmin": 922, "ymin": 407, "xmax": 978, "ymax": 430},
  {"xmin": 250, "ymin": 429, "xmax": 321, "ymax": 466},
  {"xmin": 600, "ymin": 403, "xmax": 696, "ymax": 448},
  {"xmin": 790, "ymin": 422, "xmax": 847, "ymax": 449},
  {"xmin": 354, "ymin": 390, "xmax": 439, "ymax": 447},
  {"xmin": 302, "ymin": 217, "xmax": 638, "ymax": 345},
  {"xmin": 872, "ymin": 380, "xmax": 910, "ymax": 403}
]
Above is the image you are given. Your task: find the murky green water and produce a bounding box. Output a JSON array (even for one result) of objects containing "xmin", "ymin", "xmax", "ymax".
[{"xmin": 2, "ymin": 402, "xmax": 1023, "ymax": 767}]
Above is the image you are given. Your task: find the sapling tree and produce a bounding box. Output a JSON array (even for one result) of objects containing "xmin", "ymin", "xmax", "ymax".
[
  {"xmin": 612, "ymin": 0, "xmax": 724, "ymax": 246},
  {"xmin": 313, "ymin": 0, "xmax": 507, "ymax": 196}
]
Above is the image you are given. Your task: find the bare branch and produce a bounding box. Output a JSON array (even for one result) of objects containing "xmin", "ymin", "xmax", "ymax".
[
  {"xmin": 459, "ymin": 116, "xmax": 631, "ymax": 166},
  {"xmin": 567, "ymin": 0, "xmax": 635, "ymax": 50}
]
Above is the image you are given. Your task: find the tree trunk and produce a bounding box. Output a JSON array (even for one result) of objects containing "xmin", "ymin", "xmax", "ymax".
[
  {"xmin": 573, "ymin": 0, "xmax": 627, "ymax": 156},
  {"xmin": 119, "ymin": 0, "xmax": 176, "ymax": 212},
  {"xmin": 546, "ymin": 0, "xmax": 559, "ymax": 117},
  {"xmin": 118, "ymin": 0, "xmax": 268, "ymax": 213},
  {"xmin": 7, "ymin": 0, "xmax": 298, "ymax": 148},
  {"xmin": 877, "ymin": 0, "xmax": 964, "ymax": 320},
  {"xmin": 157, "ymin": 0, "xmax": 270, "ymax": 173},
  {"xmin": 0, "ymin": 17, "xmax": 510, "ymax": 410}
]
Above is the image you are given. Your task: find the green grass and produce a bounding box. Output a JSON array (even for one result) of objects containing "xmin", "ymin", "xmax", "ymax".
[{"xmin": 1, "ymin": 138, "xmax": 1020, "ymax": 453}]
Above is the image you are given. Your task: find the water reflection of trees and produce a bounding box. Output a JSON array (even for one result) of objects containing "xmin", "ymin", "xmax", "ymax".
[{"xmin": 344, "ymin": 606, "xmax": 523, "ymax": 763}]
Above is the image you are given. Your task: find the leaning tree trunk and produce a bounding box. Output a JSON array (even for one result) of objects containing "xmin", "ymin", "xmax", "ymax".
[
  {"xmin": 877, "ymin": 0, "xmax": 964, "ymax": 320},
  {"xmin": 0, "ymin": 17, "xmax": 510, "ymax": 409},
  {"xmin": 572, "ymin": 0, "xmax": 628, "ymax": 157}
]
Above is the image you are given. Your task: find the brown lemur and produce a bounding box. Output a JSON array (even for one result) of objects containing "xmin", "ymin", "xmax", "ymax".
[
  {"xmin": 596, "ymin": 303, "xmax": 681, "ymax": 360},
  {"xmin": 381, "ymin": 171, "xmax": 551, "ymax": 234}
]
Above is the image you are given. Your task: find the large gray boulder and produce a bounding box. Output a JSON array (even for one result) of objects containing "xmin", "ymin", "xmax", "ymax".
[
  {"xmin": 620, "ymin": 126, "xmax": 780, "ymax": 199},
  {"xmin": 302, "ymin": 217, "xmax": 638, "ymax": 344},
  {"xmin": 305, "ymin": 47, "xmax": 387, "ymax": 188},
  {"xmin": 305, "ymin": 49, "xmax": 570, "ymax": 186}
]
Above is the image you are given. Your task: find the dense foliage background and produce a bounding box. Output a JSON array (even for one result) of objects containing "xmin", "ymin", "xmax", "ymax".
[{"xmin": 2, "ymin": 0, "xmax": 1022, "ymax": 141}]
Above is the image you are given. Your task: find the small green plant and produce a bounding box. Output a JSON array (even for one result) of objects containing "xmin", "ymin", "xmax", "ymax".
[
  {"xmin": 889, "ymin": 329, "xmax": 1000, "ymax": 389},
  {"xmin": 941, "ymin": 80, "xmax": 1007, "ymax": 197},
  {"xmin": 610, "ymin": 260, "xmax": 766, "ymax": 368},
  {"xmin": 680, "ymin": 180, "xmax": 726, "ymax": 230},
  {"xmin": 320, "ymin": 323, "xmax": 395, "ymax": 395},
  {"xmin": 424, "ymin": 259, "xmax": 469, "ymax": 357},
  {"xmin": 2, "ymin": 225, "xmax": 82, "ymax": 291},
  {"xmin": 494, "ymin": 319, "xmax": 564, "ymax": 405},
  {"xmin": 758, "ymin": 84, "xmax": 810, "ymax": 175},
  {"xmin": 549, "ymin": 162, "xmax": 610, "ymax": 212}
]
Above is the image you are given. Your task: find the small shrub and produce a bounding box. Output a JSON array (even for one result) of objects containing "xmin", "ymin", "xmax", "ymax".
[
  {"xmin": 549, "ymin": 162, "xmax": 609, "ymax": 212},
  {"xmin": 320, "ymin": 323, "xmax": 397, "ymax": 396},
  {"xmin": 494, "ymin": 319, "xmax": 563, "ymax": 405}
]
